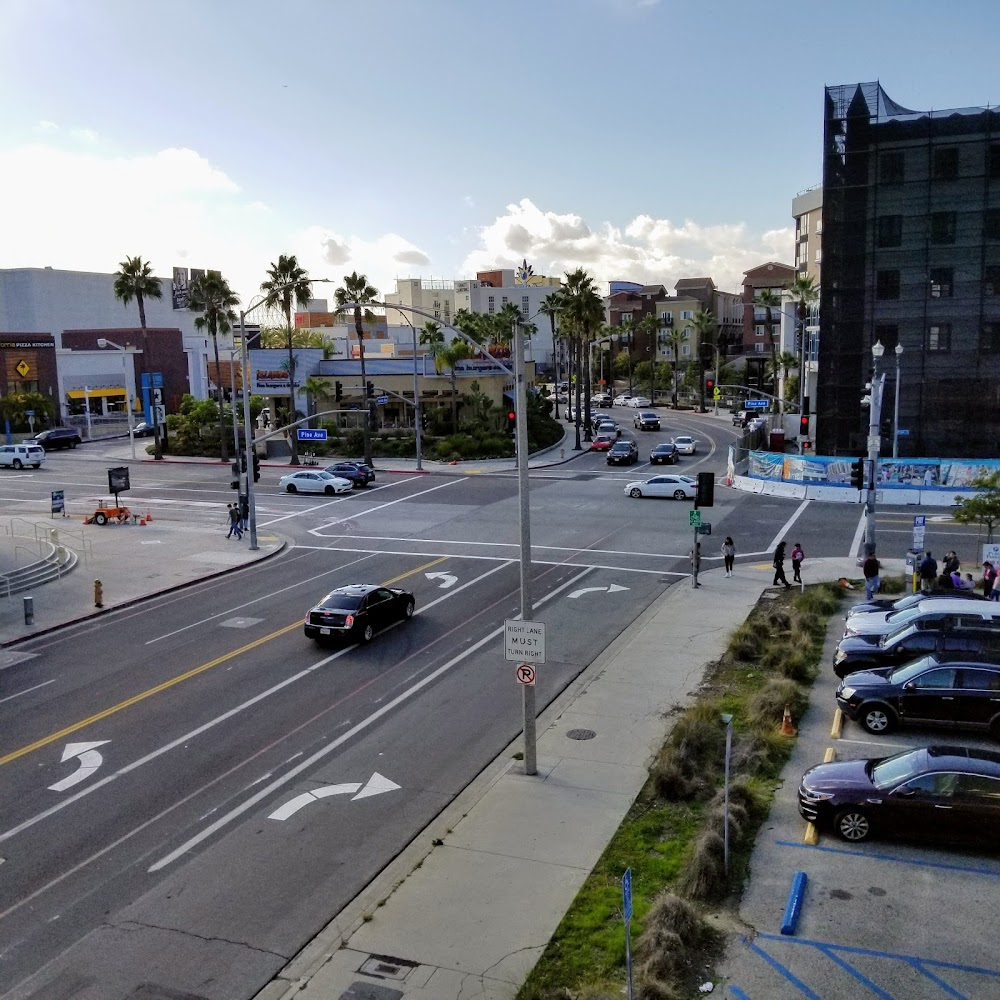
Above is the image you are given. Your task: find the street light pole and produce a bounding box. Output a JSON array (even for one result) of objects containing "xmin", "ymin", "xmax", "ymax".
[
  {"xmin": 892, "ymin": 343, "xmax": 903, "ymax": 459},
  {"xmin": 239, "ymin": 310, "xmax": 260, "ymax": 551},
  {"xmin": 864, "ymin": 341, "xmax": 886, "ymax": 559},
  {"xmin": 228, "ymin": 348, "xmax": 241, "ymax": 462},
  {"xmin": 97, "ymin": 338, "xmax": 136, "ymax": 460}
]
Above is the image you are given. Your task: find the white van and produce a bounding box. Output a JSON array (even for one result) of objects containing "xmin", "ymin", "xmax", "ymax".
[{"xmin": 0, "ymin": 443, "xmax": 45, "ymax": 469}]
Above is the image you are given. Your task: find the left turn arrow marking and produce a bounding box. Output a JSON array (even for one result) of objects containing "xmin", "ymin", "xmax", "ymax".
[{"xmin": 48, "ymin": 741, "xmax": 110, "ymax": 792}]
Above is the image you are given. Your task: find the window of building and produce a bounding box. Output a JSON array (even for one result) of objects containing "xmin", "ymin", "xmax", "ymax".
[
  {"xmin": 682, "ymin": 328, "xmax": 691, "ymax": 339},
  {"xmin": 927, "ymin": 323, "xmax": 951, "ymax": 352},
  {"xmin": 521, "ymin": 296, "xmax": 529, "ymax": 316},
  {"xmin": 986, "ymin": 265, "xmax": 1000, "ymax": 296},
  {"xmin": 681, "ymin": 309, "xmax": 693, "ymax": 320},
  {"xmin": 754, "ymin": 342, "xmax": 765, "ymax": 354},
  {"xmin": 929, "ymin": 267, "xmax": 953, "ymax": 298},
  {"xmin": 986, "ymin": 209, "xmax": 1000, "ymax": 240},
  {"xmin": 501, "ymin": 296, "xmax": 508, "ymax": 306},
  {"xmin": 487, "ymin": 295, "xmax": 495, "ymax": 314},
  {"xmin": 990, "ymin": 144, "xmax": 1000, "ymax": 179},
  {"xmin": 877, "ymin": 215, "xmax": 903, "ymax": 248},
  {"xmin": 621, "ymin": 312, "xmax": 633, "ymax": 322},
  {"xmin": 931, "ymin": 211, "xmax": 957, "ymax": 244},
  {"xmin": 800, "ymin": 215, "xmax": 809, "ymax": 236},
  {"xmin": 755, "ymin": 325, "xmax": 766, "ymax": 337},
  {"xmin": 933, "ymin": 146, "xmax": 959, "ymax": 181},
  {"xmin": 815, "ymin": 249, "xmax": 822, "ymax": 264},
  {"xmin": 816, "ymin": 216, "xmax": 823, "ymax": 235},
  {"xmin": 981, "ymin": 322, "xmax": 1000, "ymax": 352},
  {"xmin": 681, "ymin": 344, "xmax": 690, "ymax": 357},
  {"xmin": 434, "ymin": 310, "xmax": 441, "ymax": 320},
  {"xmin": 877, "ymin": 270, "xmax": 901, "ymax": 300},
  {"xmin": 880, "ymin": 151, "xmax": 905, "ymax": 184}
]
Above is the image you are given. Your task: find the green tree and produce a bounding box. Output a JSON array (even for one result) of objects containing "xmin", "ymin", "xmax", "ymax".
[
  {"xmin": 635, "ymin": 314, "xmax": 661, "ymax": 402},
  {"xmin": 788, "ymin": 274, "xmax": 818, "ymax": 410},
  {"xmin": 419, "ymin": 320, "xmax": 445, "ymax": 367},
  {"xmin": 539, "ymin": 290, "xmax": 566, "ymax": 418},
  {"xmin": 689, "ymin": 308, "xmax": 717, "ymax": 413},
  {"xmin": 756, "ymin": 288, "xmax": 781, "ymax": 395},
  {"xmin": 188, "ymin": 270, "xmax": 239, "ymax": 462},
  {"xmin": 334, "ymin": 271, "xmax": 380, "ymax": 466},
  {"xmin": 954, "ymin": 472, "xmax": 1000, "ymax": 541},
  {"xmin": 439, "ymin": 340, "xmax": 473, "ymax": 433},
  {"xmin": 113, "ymin": 255, "xmax": 165, "ymax": 459},
  {"xmin": 261, "ymin": 254, "xmax": 312, "ymax": 465},
  {"xmin": 302, "ymin": 375, "xmax": 332, "ymax": 419},
  {"xmin": 768, "ymin": 350, "xmax": 800, "ymax": 408}
]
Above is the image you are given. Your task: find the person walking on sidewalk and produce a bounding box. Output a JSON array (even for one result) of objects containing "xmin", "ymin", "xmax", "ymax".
[
  {"xmin": 239, "ymin": 495, "xmax": 249, "ymax": 532},
  {"xmin": 226, "ymin": 503, "xmax": 243, "ymax": 540},
  {"xmin": 689, "ymin": 542, "xmax": 702, "ymax": 588},
  {"xmin": 721, "ymin": 536, "xmax": 736, "ymax": 577},
  {"xmin": 918, "ymin": 551, "xmax": 938, "ymax": 592},
  {"xmin": 863, "ymin": 552, "xmax": 881, "ymax": 601},
  {"xmin": 791, "ymin": 542, "xmax": 804, "ymax": 584},
  {"xmin": 773, "ymin": 540, "xmax": 791, "ymax": 588}
]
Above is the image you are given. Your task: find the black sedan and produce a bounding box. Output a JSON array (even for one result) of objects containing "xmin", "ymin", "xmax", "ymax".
[
  {"xmin": 607, "ymin": 440, "xmax": 639, "ymax": 465},
  {"xmin": 835, "ymin": 655, "xmax": 1000, "ymax": 736},
  {"xmin": 649, "ymin": 442, "xmax": 679, "ymax": 465},
  {"xmin": 798, "ymin": 745, "xmax": 1000, "ymax": 843},
  {"xmin": 33, "ymin": 427, "xmax": 82, "ymax": 450},
  {"xmin": 834, "ymin": 625, "xmax": 1000, "ymax": 677},
  {"xmin": 304, "ymin": 584, "xmax": 415, "ymax": 644},
  {"xmin": 324, "ymin": 461, "xmax": 375, "ymax": 487}
]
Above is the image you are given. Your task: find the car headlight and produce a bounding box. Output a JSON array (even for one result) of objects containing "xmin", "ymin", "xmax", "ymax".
[
  {"xmin": 839, "ymin": 686, "xmax": 856, "ymax": 699},
  {"xmin": 800, "ymin": 788, "xmax": 836, "ymax": 802},
  {"xmin": 835, "ymin": 650, "xmax": 847, "ymax": 663}
]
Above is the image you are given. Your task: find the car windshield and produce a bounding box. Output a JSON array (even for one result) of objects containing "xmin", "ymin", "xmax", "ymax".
[
  {"xmin": 652, "ymin": 444, "xmax": 673, "ymax": 452},
  {"xmin": 611, "ymin": 444, "xmax": 630, "ymax": 452},
  {"xmin": 676, "ymin": 437, "xmax": 693, "ymax": 443},
  {"xmin": 641, "ymin": 412, "xmax": 655, "ymax": 418},
  {"xmin": 888, "ymin": 655, "xmax": 934, "ymax": 683},
  {"xmin": 870, "ymin": 748, "xmax": 926, "ymax": 790},
  {"xmin": 885, "ymin": 605, "xmax": 924, "ymax": 626},
  {"xmin": 882, "ymin": 624, "xmax": 916, "ymax": 646},
  {"xmin": 321, "ymin": 592, "xmax": 364, "ymax": 610}
]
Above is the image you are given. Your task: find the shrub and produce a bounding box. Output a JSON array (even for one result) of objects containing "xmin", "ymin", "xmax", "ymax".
[
  {"xmin": 747, "ymin": 677, "xmax": 807, "ymax": 729},
  {"xmin": 729, "ymin": 622, "xmax": 764, "ymax": 662},
  {"xmin": 879, "ymin": 575, "xmax": 908, "ymax": 595},
  {"xmin": 677, "ymin": 829, "xmax": 727, "ymax": 901},
  {"xmin": 652, "ymin": 702, "xmax": 727, "ymax": 802},
  {"xmin": 344, "ymin": 429, "xmax": 365, "ymax": 457},
  {"xmin": 636, "ymin": 892, "xmax": 715, "ymax": 990},
  {"xmin": 793, "ymin": 586, "xmax": 841, "ymax": 617}
]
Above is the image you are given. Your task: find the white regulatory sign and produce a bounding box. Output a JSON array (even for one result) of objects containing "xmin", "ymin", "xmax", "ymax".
[
  {"xmin": 515, "ymin": 663, "xmax": 536, "ymax": 686},
  {"xmin": 504, "ymin": 619, "xmax": 545, "ymax": 663}
]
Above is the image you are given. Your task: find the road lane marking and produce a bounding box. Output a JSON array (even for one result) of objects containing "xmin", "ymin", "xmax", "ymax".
[
  {"xmin": 0, "ymin": 560, "xmax": 512, "ymax": 850},
  {"xmin": 0, "ymin": 679, "xmax": 55, "ymax": 704},
  {"xmin": 253, "ymin": 478, "xmax": 420, "ymax": 527},
  {"xmin": 147, "ymin": 564, "xmax": 593, "ymax": 872},
  {"xmin": 848, "ymin": 509, "xmax": 866, "ymax": 559},
  {"xmin": 766, "ymin": 497, "xmax": 810, "ymax": 553},
  {"xmin": 0, "ymin": 556, "xmax": 446, "ymax": 769}
]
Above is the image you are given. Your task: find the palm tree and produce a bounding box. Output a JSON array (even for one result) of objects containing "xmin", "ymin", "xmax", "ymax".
[
  {"xmin": 617, "ymin": 318, "xmax": 636, "ymax": 397},
  {"xmin": 636, "ymin": 314, "xmax": 661, "ymax": 403},
  {"xmin": 188, "ymin": 271, "xmax": 240, "ymax": 462},
  {"xmin": 539, "ymin": 290, "xmax": 566, "ymax": 419},
  {"xmin": 438, "ymin": 340, "xmax": 473, "ymax": 432},
  {"xmin": 419, "ymin": 320, "xmax": 445, "ymax": 363},
  {"xmin": 664, "ymin": 328, "xmax": 685, "ymax": 409},
  {"xmin": 493, "ymin": 302, "xmax": 523, "ymax": 351},
  {"xmin": 261, "ymin": 255, "xmax": 311, "ymax": 465},
  {"xmin": 113, "ymin": 256, "xmax": 164, "ymax": 459},
  {"xmin": 561, "ymin": 269, "xmax": 603, "ymax": 443},
  {"xmin": 302, "ymin": 375, "xmax": 332, "ymax": 426},
  {"xmin": 787, "ymin": 274, "xmax": 818, "ymax": 415},
  {"xmin": 756, "ymin": 288, "xmax": 781, "ymax": 398},
  {"xmin": 334, "ymin": 272, "xmax": 380, "ymax": 467},
  {"xmin": 768, "ymin": 350, "xmax": 800, "ymax": 407},
  {"xmin": 690, "ymin": 309, "xmax": 717, "ymax": 414}
]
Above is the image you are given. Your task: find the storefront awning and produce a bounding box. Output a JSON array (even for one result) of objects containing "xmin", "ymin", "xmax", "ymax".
[{"xmin": 66, "ymin": 387, "xmax": 125, "ymax": 399}]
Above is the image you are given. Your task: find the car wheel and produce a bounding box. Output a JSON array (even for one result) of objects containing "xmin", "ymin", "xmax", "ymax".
[
  {"xmin": 403, "ymin": 599, "xmax": 415, "ymax": 619},
  {"xmin": 673, "ymin": 489, "xmax": 686, "ymax": 500},
  {"xmin": 286, "ymin": 484, "xmax": 297, "ymax": 493},
  {"xmin": 94, "ymin": 512, "xmax": 108, "ymax": 526},
  {"xmin": 860, "ymin": 704, "xmax": 895, "ymax": 735},
  {"xmin": 834, "ymin": 808, "xmax": 871, "ymax": 842},
  {"xmin": 12, "ymin": 459, "xmax": 22, "ymax": 469},
  {"xmin": 360, "ymin": 623, "xmax": 374, "ymax": 642},
  {"xmin": 324, "ymin": 486, "xmax": 335, "ymax": 495},
  {"xmin": 629, "ymin": 488, "xmax": 642, "ymax": 498},
  {"xmin": 71, "ymin": 441, "xmax": 78, "ymax": 448},
  {"xmin": 32, "ymin": 464, "xmax": 41, "ymax": 468}
]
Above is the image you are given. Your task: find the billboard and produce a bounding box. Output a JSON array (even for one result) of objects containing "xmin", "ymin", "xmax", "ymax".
[{"xmin": 172, "ymin": 267, "xmax": 189, "ymax": 310}]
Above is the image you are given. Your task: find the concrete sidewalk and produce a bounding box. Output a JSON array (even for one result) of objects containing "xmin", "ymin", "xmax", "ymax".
[
  {"xmin": 257, "ymin": 557, "xmax": 869, "ymax": 1000},
  {"xmin": 0, "ymin": 514, "xmax": 286, "ymax": 646}
]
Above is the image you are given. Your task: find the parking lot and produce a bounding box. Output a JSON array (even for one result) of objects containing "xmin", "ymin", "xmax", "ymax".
[{"xmin": 718, "ymin": 594, "xmax": 1000, "ymax": 1000}]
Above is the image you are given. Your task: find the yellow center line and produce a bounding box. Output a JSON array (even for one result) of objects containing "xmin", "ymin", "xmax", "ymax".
[{"xmin": 0, "ymin": 556, "xmax": 447, "ymax": 769}]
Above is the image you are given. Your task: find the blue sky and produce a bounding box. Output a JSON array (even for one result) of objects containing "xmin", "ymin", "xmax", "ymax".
[{"xmin": 2, "ymin": 0, "xmax": 999, "ymax": 307}]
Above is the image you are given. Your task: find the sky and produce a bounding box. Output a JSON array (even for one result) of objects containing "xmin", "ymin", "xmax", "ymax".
[{"xmin": 2, "ymin": 0, "xmax": 999, "ymax": 311}]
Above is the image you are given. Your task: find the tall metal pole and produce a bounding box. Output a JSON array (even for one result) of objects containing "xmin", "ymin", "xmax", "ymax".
[
  {"xmin": 229, "ymin": 349, "xmax": 240, "ymax": 462},
  {"xmin": 239, "ymin": 312, "xmax": 259, "ymax": 551},
  {"xmin": 411, "ymin": 320, "xmax": 423, "ymax": 471},
  {"xmin": 864, "ymin": 362, "xmax": 885, "ymax": 559},
  {"xmin": 713, "ymin": 340, "xmax": 721, "ymax": 416},
  {"xmin": 514, "ymin": 317, "xmax": 536, "ymax": 775},
  {"xmin": 892, "ymin": 346, "xmax": 903, "ymax": 459}
]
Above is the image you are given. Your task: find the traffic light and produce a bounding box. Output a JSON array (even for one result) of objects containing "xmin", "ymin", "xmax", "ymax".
[
  {"xmin": 420, "ymin": 408, "xmax": 428, "ymax": 430},
  {"xmin": 850, "ymin": 457, "xmax": 866, "ymax": 490},
  {"xmin": 506, "ymin": 410, "xmax": 516, "ymax": 436},
  {"xmin": 366, "ymin": 381, "xmax": 375, "ymax": 399},
  {"xmin": 696, "ymin": 471, "xmax": 715, "ymax": 508},
  {"xmin": 335, "ymin": 381, "xmax": 343, "ymax": 402},
  {"xmin": 705, "ymin": 378, "xmax": 715, "ymax": 396},
  {"xmin": 252, "ymin": 451, "xmax": 261, "ymax": 483},
  {"xmin": 799, "ymin": 415, "xmax": 809, "ymax": 437}
]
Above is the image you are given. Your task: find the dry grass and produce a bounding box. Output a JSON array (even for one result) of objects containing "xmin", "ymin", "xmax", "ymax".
[
  {"xmin": 677, "ymin": 829, "xmax": 727, "ymax": 902},
  {"xmin": 652, "ymin": 702, "xmax": 727, "ymax": 802},
  {"xmin": 636, "ymin": 892, "xmax": 716, "ymax": 993},
  {"xmin": 747, "ymin": 676, "xmax": 808, "ymax": 729}
]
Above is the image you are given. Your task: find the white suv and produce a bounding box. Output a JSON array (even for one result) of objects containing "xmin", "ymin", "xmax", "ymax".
[{"xmin": 0, "ymin": 443, "xmax": 45, "ymax": 469}]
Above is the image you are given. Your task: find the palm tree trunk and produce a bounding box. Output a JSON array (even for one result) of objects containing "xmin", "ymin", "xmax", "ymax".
[
  {"xmin": 697, "ymin": 332, "xmax": 706, "ymax": 414},
  {"xmin": 137, "ymin": 294, "xmax": 163, "ymax": 460},
  {"xmin": 573, "ymin": 336, "xmax": 582, "ymax": 450},
  {"xmin": 672, "ymin": 347, "xmax": 679, "ymax": 409},
  {"xmin": 651, "ymin": 340, "xmax": 657, "ymax": 405},
  {"xmin": 583, "ymin": 335, "xmax": 593, "ymax": 442},
  {"xmin": 551, "ymin": 317, "xmax": 560, "ymax": 420},
  {"xmin": 450, "ymin": 369, "xmax": 458, "ymax": 433},
  {"xmin": 212, "ymin": 327, "xmax": 227, "ymax": 463},
  {"xmin": 287, "ymin": 303, "xmax": 299, "ymax": 466},
  {"xmin": 354, "ymin": 308, "xmax": 373, "ymax": 466}
]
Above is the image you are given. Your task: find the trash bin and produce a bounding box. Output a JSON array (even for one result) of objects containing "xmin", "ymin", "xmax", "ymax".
[{"xmin": 769, "ymin": 428, "xmax": 786, "ymax": 452}]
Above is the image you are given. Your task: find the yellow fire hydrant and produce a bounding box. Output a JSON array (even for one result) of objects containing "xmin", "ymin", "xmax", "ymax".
[{"xmin": 94, "ymin": 579, "xmax": 104, "ymax": 608}]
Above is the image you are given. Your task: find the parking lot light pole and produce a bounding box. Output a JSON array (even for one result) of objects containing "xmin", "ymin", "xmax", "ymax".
[
  {"xmin": 96, "ymin": 338, "xmax": 136, "ymax": 460},
  {"xmin": 864, "ymin": 341, "xmax": 886, "ymax": 559},
  {"xmin": 893, "ymin": 343, "xmax": 903, "ymax": 459}
]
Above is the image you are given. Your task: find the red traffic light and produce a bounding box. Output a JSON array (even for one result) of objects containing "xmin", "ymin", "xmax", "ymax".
[
  {"xmin": 508, "ymin": 411, "xmax": 516, "ymax": 421},
  {"xmin": 799, "ymin": 415, "xmax": 809, "ymax": 434}
]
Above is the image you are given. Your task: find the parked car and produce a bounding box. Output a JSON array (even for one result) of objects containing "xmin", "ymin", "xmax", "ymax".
[
  {"xmin": 612, "ymin": 394, "xmax": 634, "ymax": 407},
  {"xmin": 596, "ymin": 420, "xmax": 622, "ymax": 439},
  {"xmin": 279, "ymin": 471, "xmax": 353, "ymax": 495},
  {"xmin": 732, "ymin": 409, "xmax": 749, "ymax": 427},
  {"xmin": 835, "ymin": 655, "xmax": 1000, "ymax": 736},
  {"xmin": 607, "ymin": 440, "xmax": 639, "ymax": 465},
  {"xmin": 798, "ymin": 745, "xmax": 1000, "ymax": 843},
  {"xmin": 673, "ymin": 435, "xmax": 697, "ymax": 455},
  {"xmin": 0, "ymin": 443, "xmax": 45, "ymax": 469},
  {"xmin": 633, "ymin": 411, "xmax": 660, "ymax": 431},
  {"xmin": 304, "ymin": 583, "xmax": 416, "ymax": 644},
  {"xmin": 847, "ymin": 590, "xmax": 985, "ymax": 619},
  {"xmin": 33, "ymin": 427, "xmax": 82, "ymax": 450},
  {"xmin": 131, "ymin": 421, "xmax": 155, "ymax": 437},
  {"xmin": 590, "ymin": 412, "xmax": 611, "ymax": 430},
  {"xmin": 628, "ymin": 396, "xmax": 652, "ymax": 408},
  {"xmin": 834, "ymin": 625, "xmax": 1000, "ymax": 678},
  {"xmin": 649, "ymin": 442, "xmax": 679, "ymax": 465},
  {"xmin": 324, "ymin": 461, "xmax": 375, "ymax": 487},
  {"xmin": 624, "ymin": 474, "xmax": 697, "ymax": 500},
  {"xmin": 592, "ymin": 391, "xmax": 613, "ymax": 406},
  {"xmin": 590, "ymin": 434, "xmax": 615, "ymax": 452},
  {"xmin": 844, "ymin": 597, "xmax": 1000, "ymax": 639}
]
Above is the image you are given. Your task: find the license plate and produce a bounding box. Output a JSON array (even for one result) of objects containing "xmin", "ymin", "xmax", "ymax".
[{"xmin": 320, "ymin": 627, "xmax": 331, "ymax": 635}]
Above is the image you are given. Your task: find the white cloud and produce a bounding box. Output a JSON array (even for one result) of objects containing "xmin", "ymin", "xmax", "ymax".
[
  {"xmin": 70, "ymin": 127, "xmax": 99, "ymax": 144},
  {"xmin": 461, "ymin": 198, "xmax": 793, "ymax": 292},
  {"xmin": 35, "ymin": 120, "xmax": 58, "ymax": 132}
]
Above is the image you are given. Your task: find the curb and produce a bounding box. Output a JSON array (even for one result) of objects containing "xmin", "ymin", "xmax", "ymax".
[{"xmin": 1, "ymin": 539, "xmax": 288, "ymax": 648}]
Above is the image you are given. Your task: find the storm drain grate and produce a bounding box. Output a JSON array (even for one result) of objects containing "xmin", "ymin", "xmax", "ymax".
[
  {"xmin": 566, "ymin": 728, "xmax": 597, "ymax": 740},
  {"xmin": 339, "ymin": 983, "xmax": 404, "ymax": 1000},
  {"xmin": 359, "ymin": 955, "xmax": 418, "ymax": 982}
]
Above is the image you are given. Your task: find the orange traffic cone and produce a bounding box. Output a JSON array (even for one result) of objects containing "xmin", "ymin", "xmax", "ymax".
[
  {"xmin": 145, "ymin": 511, "xmax": 153, "ymax": 522},
  {"xmin": 780, "ymin": 704, "xmax": 796, "ymax": 737}
]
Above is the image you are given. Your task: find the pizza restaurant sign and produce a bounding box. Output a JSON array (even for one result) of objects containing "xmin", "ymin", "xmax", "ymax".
[
  {"xmin": 0, "ymin": 340, "xmax": 54, "ymax": 349},
  {"xmin": 252, "ymin": 368, "xmax": 301, "ymax": 393}
]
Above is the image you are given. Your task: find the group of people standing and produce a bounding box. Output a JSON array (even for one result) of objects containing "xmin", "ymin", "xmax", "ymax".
[
  {"xmin": 772, "ymin": 540, "xmax": 805, "ymax": 589},
  {"xmin": 917, "ymin": 550, "xmax": 1000, "ymax": 599},
  {"xmin": 688, "ymin": 537, "xmax": 805, "ymax": 589}
]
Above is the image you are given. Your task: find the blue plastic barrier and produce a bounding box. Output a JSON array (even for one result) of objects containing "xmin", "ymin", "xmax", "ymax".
[{"xmin": 780, "ymin": 870, "xmax": 808, "ymax": 936}]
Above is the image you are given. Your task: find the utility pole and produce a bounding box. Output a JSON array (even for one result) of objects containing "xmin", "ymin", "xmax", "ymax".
[{"xmin": 863, "ymin": 361, "xmax": 886, "ymax": 559}]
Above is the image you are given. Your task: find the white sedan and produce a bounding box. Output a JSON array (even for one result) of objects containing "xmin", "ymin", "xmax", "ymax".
[
  {"xmin": 674, "ymin": 435, "xmax": 698, "ymax": 455},
  {"xmin": 613, "ymin": 394, "xmax": 634, "ymax": 406},
  {"xmin": 624, "ymin": 474, "xmax": 697, "ymax": 500},
  {"xmin": 279, "ymin": 470, "xmax": 354, "ymax": 495},
  {"xmin": 628, "ymin": 396, "xmax": 652, "ymax": 407}
]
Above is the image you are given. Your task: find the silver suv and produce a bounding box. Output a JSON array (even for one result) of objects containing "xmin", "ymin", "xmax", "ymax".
[{"xmin": 0, "ymin": 443, "xmax": 45, "ymax": 469}]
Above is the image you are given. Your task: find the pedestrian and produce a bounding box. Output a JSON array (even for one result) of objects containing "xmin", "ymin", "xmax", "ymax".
[
  {"xmin": 791, "ymin": 542, "xmax": 804, "ymax": 584},
  {"xmin": 943, "ymin": 550, "xmax": 960, "ymax": 575},
  {"xmin": 918, "ymin": 551, "xmax": 938, "ymax": 592},
  {"xmin": 773, "ymin": 541, "xmax": 791, "ymax": 589},
  {"xmin": 226, "ymin": 503, "xmax": 243, "ymax": 540},
  {"xmin": 239, "ymin": 495, "xmax": 249, "ymax": 531},
  {"xmin": 689, "ymin": 542, "xmax": 702, "ymax": 588},
  {"xmin": 961, "ymin": 573, "xmax": 976, "ymax": 591},
  {"xmin": 950, "ymin": 568, "xmax": 964, "ymax": 589},
  {"xmin": 863, "ymin": 552, "xmax": 881, "ymax": 601},
  {"xmin": 984, "ymin": 562, "xmax": 996, "ymax": 599},
  {"xmin": 721, "ymin": 536, "xmax": 736, "ymax": 577}
]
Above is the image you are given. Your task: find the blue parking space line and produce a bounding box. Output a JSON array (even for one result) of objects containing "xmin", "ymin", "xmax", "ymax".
[
  {"xmin": 909, "ymin": 961, "xmax": 967, "ymax": 1000},
  {"xmin": 818, "ymin": 944, "xmax": 895, "ymax": 999},
  {"xmin": 746, "ymin": 939, "xmax": 823, "ymax": 999},
  {"xmin": 728, "ymin": 988, "xmax": 752, "ymax": 1000},
  {"xmin": 774, "ymin": 839, "xmax": 1000, "ymax": 879},
  {"xmin": 757, "ymin": 933, "xmax": 1000, "ymax": 979}
]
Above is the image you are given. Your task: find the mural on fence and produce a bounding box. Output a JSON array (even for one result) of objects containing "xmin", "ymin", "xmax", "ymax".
[{"xmin": 748, "ymin": 452, "xmax": 1000, "ymax": 490}]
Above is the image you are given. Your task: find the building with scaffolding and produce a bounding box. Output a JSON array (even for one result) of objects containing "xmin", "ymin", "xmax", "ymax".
[{"xmin": 818, "ymin": 81, "xmax": 1000, "ymax": 458}]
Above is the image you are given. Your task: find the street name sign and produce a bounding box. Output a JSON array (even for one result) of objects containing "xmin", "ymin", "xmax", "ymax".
[
  {"xmin": 297, "ymin": 428, "xmax": 328, "ymax": 441},
  {"xmin": 745, "ymin": 398, "xmax": 769, "ymax": 409},
  {"xmin": 376, "ymin": 395, "xmax": 389, "ymax": 405},
  {"xmin": 689, "ymin": 510, "xmax": 702, "ymax": 527},
  {"xmin": 504, "ymin": 619, "xmax": 545, "ymax": 662}
]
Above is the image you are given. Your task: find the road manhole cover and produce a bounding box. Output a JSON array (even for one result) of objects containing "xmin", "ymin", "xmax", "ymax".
[{"xmin": 566, "ymin": 728, "xmax": 596, "ymax": 740}]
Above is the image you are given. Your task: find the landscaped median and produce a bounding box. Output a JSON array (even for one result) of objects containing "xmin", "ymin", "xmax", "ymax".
[{"xmin": 517, "ymin": 583, "xmax": 844, "ymax": 1000}]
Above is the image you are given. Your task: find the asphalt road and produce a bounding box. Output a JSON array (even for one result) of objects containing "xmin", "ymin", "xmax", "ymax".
[{"xmin": 0, "ymin": 412, "xmax": 988, "ymax": 998}]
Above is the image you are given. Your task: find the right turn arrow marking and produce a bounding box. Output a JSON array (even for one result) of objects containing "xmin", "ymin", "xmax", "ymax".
[{"xmin": 268, "ymin": 772, "xmax": 401, "ymax": 821}]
